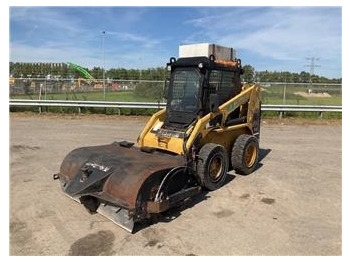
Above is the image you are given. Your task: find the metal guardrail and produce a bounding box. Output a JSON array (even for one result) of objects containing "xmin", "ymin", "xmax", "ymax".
[
  {"xmin": 262, "ymin": 104, "xmax": 342, "ymax": 112},
  {"xmin": 9, "ymin": 99, "xmax": 165, "ymax": 109},
  {"xmin": 9, "ymin": 99, "xmax": 342, "ymax": 115}
]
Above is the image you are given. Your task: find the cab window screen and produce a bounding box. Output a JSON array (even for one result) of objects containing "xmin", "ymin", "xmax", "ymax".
[
  {"xmin": 218, "ymin": 71, "xmax": 236, "ymax": 103},
  {"xmin": 169, "ymin": 69, "xmax": 200, "ymax": 112},
  {"xmin": 209, "ymin": 70, "xmax": 221, "ymax": 94},
  {"xmin": 208, "ymin": 70, "xmax": 237, "ymax": 105}
]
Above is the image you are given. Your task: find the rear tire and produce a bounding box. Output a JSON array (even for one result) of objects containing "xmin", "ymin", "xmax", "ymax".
[
  {"xmin": 197, "ymin": 143, "xmax": 229, "ymax": 191},
  {"xmin": 231, "ymin": 134, "xmax": 259, "ymax": 175}
]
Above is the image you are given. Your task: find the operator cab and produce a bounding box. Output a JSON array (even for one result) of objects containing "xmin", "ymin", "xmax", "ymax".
[{"xmin": 164, "ymin": 55, "xmax": 244, "ymax": 130}]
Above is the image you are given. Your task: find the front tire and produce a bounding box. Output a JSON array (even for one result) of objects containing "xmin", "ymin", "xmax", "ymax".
[{"xmin": 197, "ymin": 143, "xmax": 229, "ymax": 191}]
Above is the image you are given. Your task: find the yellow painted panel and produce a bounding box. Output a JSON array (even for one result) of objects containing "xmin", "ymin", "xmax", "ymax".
[{"xmin": 142, "ymin": 131, "xmax": 184, "ymax": 155}]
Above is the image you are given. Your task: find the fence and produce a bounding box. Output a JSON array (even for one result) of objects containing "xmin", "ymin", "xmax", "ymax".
[
  {"xmin": 9, "ymin": 78, "xmax": 165, "ymax": 102},
  {"xmin": 9, "ymin": 78, "xmax": 341, "ymax": 105}
]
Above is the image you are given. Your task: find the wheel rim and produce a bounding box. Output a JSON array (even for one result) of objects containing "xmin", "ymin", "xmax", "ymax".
[
  {"xmin": 245, "ymin": 144, "xmax": 257, "ymax": 168},
  {"xmin": 209, "ymin": 155, "xmax": 223, "ymax": 182}
]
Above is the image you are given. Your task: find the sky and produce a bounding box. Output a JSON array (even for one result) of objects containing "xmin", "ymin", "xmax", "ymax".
[{"xmin": 9, "ymin": 6, "xmax": 342, "ymax": 78}]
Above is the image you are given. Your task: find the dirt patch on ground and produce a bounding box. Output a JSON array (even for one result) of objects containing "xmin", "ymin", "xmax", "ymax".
[
  {"xmin": 68, "ymin": 230, "xmax": 116, "ymax": 256},
  {"xmin": 294, "ymin": 91, "xmax": 331, "ymax": 98}
]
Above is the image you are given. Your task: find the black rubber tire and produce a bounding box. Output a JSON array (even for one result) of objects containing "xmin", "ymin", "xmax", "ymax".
[
  {"xmin": 231, "ymin": 134, "xmax": 259, "ymax": 175},
  {"xmin": 197, "ymin": 143, "xmax": 229, "ymax": 191}
]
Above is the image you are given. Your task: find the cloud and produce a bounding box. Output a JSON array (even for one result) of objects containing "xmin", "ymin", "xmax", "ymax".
[
  {"xmin": 106, "ymin": 31, "xmax": 160, "ymax": 48},
  {"xmin": 9, "ymin": 7, "xmax": 165, "ymax": 69},
  {"xmin": 185, "ymin": 7, "xmax": 341, "ymax": 67},
  {"xmin": 10, "ymin": 42, "xmax": 101, "ymax": 67},
  {"xmin": 239, "ymin": 8, "xmax": 340, "ymax": 60},
  {"xmin": 10, "ymin": 7, "xmax": 83, "ymax": 36}
]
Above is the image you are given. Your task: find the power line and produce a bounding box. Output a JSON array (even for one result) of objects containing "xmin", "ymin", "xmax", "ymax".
[
  {"xmin": 305, "ymin": 57, "xmax": 321, "ymax": 88},
  {"xmin": 305, "ymin": 57, "xmax": 321, "ymax": 77}
]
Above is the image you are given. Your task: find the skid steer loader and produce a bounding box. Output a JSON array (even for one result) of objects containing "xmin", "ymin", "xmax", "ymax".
[{"xmin": 53, "ymin": 44, "xmax": 261, "ymax": 233}]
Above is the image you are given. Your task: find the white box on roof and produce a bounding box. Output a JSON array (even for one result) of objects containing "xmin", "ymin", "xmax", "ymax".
[{"xmin": 179, "ymin": 43, "xmax": 235, "ymax": 60}]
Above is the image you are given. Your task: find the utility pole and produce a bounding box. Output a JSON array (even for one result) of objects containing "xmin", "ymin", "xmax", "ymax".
[
  {"xmin": 279, "ymin": 73, "xmax": 287, "ymax": 119},
  {"xmin": 102, "ymin": 31, "xmax": 106, "ymax": 100},
  {"xmin": 139, "ymin": 57, "xmax": 142, "ymax": 80},
  {"xmin": 305, "ymin": 57, "xmax": 321, "ymax": 91},
  {"xmin": 283, "ymin": 74, "xmax": 287, "ymax": 104}
]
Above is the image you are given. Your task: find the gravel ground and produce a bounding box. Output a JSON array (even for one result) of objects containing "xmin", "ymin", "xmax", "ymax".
[{"xmin": 9, "ymin": 113, "xmax": 342, "ymax": 256}]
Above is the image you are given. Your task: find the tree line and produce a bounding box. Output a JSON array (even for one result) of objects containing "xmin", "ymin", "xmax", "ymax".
[
  {"xmin": 241, "ymin": 65, "xmax": 341, "ymax": 83},
  {"xmin": 9, "ymin": 62, "xmax": 341, "ymax": 83}
]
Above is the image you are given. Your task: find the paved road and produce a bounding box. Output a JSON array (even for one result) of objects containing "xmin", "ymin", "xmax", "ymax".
[{"xmin": 9, "ymin": 114, "xmax": 342, "ymax": 255}]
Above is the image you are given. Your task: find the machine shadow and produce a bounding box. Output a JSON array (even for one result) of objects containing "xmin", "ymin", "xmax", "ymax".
[
  {"xmin": 133, "ymin": 190, "xmax": 212, "ymax": 233},
  {"xmin": 255, "ymin": 148, "xmax": 272, "ymax": 171},
  {"xmin": 133, "ymin": 173, "xmax": 237, "ymax": 233},
  {"xmin": 259, "ymin": 148, "xmax": 272, "ymax": 162},
  {"xmin": 134, "ymin": 149, "xmax": 271, "ymax": 233}
]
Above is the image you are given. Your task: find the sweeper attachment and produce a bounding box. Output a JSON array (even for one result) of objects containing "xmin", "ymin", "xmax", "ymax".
[{"xmin": 53, "ymin": 43, "xmax": 261, "ymax": 232}]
